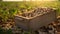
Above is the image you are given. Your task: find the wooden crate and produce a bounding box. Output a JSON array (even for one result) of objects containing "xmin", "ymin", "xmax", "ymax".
[{"xmin": 14, "ymin": 8, "xmax": 57, "ymax": 31}]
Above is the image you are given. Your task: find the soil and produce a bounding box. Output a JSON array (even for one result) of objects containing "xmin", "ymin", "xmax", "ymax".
[{"xmin": 0, "ymin": 16, "xmax": 60, "ymax": 34}]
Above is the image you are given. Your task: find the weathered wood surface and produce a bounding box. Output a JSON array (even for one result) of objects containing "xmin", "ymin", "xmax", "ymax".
[
  {"xmin": 14, "ymin": 8, "xmax": 57, "ymax": 31},
  {"xmin": 15, "ymin": 11, "xmax": 56, "ymax": 31}
]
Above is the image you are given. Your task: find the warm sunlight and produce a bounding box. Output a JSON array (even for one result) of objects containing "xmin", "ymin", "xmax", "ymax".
[
  {"xmin": 0, "ymin": 0, "xmax": 60, "ymax": 34},
  {"xmin": 3, "ymin": 0, "xmax": 58, "ymax": 1}
]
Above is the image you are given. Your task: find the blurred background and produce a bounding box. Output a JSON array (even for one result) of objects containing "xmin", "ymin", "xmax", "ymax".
[
  {"xmin": 0, "ymin": 0, "xmax": 59, "ymax": 15},
  {"xmin": 0, "ymin": 0, "xmax": 60, "ymax": 34}
]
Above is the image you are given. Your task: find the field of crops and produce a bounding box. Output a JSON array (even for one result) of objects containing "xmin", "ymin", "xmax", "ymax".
[
  {"xmin": 0, "ymin": 1, "xmax": 60, "ymax": 34},
  {"xmin": 0, "ymin": 1, "xmax": 59, "ymax": 15}
]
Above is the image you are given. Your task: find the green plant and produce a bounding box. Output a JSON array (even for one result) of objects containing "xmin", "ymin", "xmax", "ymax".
[
  {"xmin": 0, "ymin": 27, "xmax": 13, "ymax": 34},
  {"xmin": 0, "ymin": 8, "xmax": 9, "ymax": 23},
  {"xmin": 0, "ymin": 7, "xmax": 18, "ymax": 23},
  {"xmin": 9, "ymin": 8, "xmax": 18, "ymax": 19}
]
